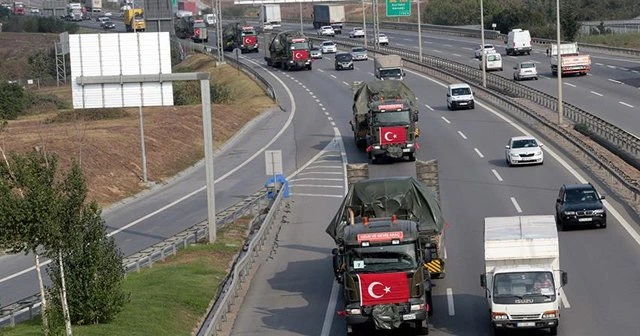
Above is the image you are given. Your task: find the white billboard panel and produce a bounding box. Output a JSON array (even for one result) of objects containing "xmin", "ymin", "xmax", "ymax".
[{"xmin": 70, "ymin": 32, "xmax": 174, "ymax": 109}]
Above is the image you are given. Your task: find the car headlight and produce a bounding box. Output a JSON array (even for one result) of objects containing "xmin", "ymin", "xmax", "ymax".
[
  {"xmin": 564, "ymin": 211, "xmax": 576, "ymax": 215},
  {"xmin": 593, "ymin": 209, "xmax": 605, "ymax": 214},
  {"xmin": 536, "ymin": 151, "xmax": 543, "ymax": 155},
  {"xmin": 510, "ymin": 153, "xmax": 519, "ymax": 157}
]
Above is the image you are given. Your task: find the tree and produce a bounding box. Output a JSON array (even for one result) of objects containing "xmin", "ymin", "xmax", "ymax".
[
  {"xmin": 46, "ymin": 163, "xmax": 129, "ymax": 326},
  {"xmin": 560, "ymin": 0, "xmax": 582, "ymax": 41},
  {"xmin": 0, "ymin": 82, "xmax": 27, "ymax": 120},
  {"xmin": 28, "ymin": 48, "xmax": 57, "ymax": 80}
]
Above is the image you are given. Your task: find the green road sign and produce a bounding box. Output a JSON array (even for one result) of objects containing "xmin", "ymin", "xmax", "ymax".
[{"xmin": 386, "ymin": 0, "xmax": 411, "ymax": 17}]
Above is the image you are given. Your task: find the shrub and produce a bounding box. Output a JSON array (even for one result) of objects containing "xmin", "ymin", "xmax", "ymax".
[
  {"xmin": 0, "ymin": 82, "xmax": 27, "ymax": 120},
  {"xmin": 173, "ymin": 81, "xmax": 233, "ymax": 105}
]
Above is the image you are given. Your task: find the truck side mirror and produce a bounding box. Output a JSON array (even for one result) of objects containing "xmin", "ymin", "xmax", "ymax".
[
  {"xmin": 556, "ymin": 198, "xmax": 562, "ymax": 203},
  {"xmin": 332, "ymin": 248, "xmax": 339, "ymax": 256},
  {"xmin": 413, "ymin": 114, "xmax": 419, "ymax": 122},
  {"xmin": 480, "ymin": 274, "xmax": 487, "ymax": 288},
  {"xmin": 402, "ymin": 70, "xmax": 406, "ymax": 77},
  {"xmin": 600, "ymin": 195, "xmax": 606, "ymax": 200},
  {"xmin": 561, "ymin": 271, "xmax": 568, "ymax": 286}
]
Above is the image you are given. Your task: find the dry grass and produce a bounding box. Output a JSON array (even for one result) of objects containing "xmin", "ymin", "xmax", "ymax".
[
  {"xmin": 0, "ymin": 53, "xmax": 274, "ymax": 207},
  {"xmin": 0, "ymin": 32, "xmax": 59, "ymax": 80}
]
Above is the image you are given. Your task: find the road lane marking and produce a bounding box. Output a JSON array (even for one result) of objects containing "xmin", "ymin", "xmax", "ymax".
[
  {"xmin": 302, "ymin": 85, "xmax": 307, "ymax": 88},
  {"xmin": 564, "ymin": 83, "xmax": 576, "ymax": 87},
  {"xmin": 405, "ymin": 66, "xmax": 640, "ymax": 250},
  {"xmin": 619, "ymin": 67, "xmax": 629, "ymax": 71},
  {"xmin": 462, "ymin": 47, "xmax": 473, "ymax": 51},
  {"xmin": 322, "ymin": 109, "xmax": 327, "ymax": 112},
  {"xmin": 342, "ymin": 81, "xmax": 349, "ymax": 85},
  {"xmin": 608, "ymin": 79, "xmax": 623, "ymax": 84},
  {"xmin": 318, "ymin": 103, "xmax": 323, "ymax": 107},
  {"xmin": 446, "ymin": 288, "xmax": 455, "ymax": 316},
  {"xmin": 297, "ymin": 171, "xmax": 344, "ymax": 175},
  {"xmin": 452, "ymin": 53, "xmax": 461, "ymax": 57},
  {"xmin": 620, "ymin": 101, "xmax": 634, "ymax": 108},
  {"xmin": 317, "ymin": 69, "xmax": 324, "ymax": 72},
  {"xmin": 368, "ymin": 72, "xmax": 374, "ymax": 76},
  {"xmin": 560, "ymin": 288, "xmax": 571, "ymax": 308},
  {"xmin": 491, "ymin": 169, "xmax": 503, "ymax": 182},
  {"xmin": 590, "ymin": 91, "xmax": 603, "ymax": 96},
  {"xmin": 288, "ymin": 177, "xmax": 343, "ymax": 182},
  {"xmin": 330, "ymin": 75, "xmax": 337, "ymax": 78},
  {"xmin": 327, "ymin": 116, "xmax": 333, "ymax": 120},
  {"xmin": 291, "ymin": 193, "xmax": 343, "ymax": 198},
  {"xmin": 596, "ymin": 62, "xmax": 604, "ymax": 66},
  {"xmin": 425, "ymin": 104, "xmax": 434, "ymax": 111},
  {"xmin": 290, "ymin": 184, "xmax": 343, "ymax": 188},
  {"xmin": 441, "ymin": 116, "xmax": 451, "ymax": 124},
  {"xmin": 474, "ymin": 148, "xmax": 484, "ymax": 158},
  {"xmin": 433, "ymin": 49, "xmax": 442, "ymax": 53},
  {"xmin": 331, "ymin": 121, "xmax": 336, "ymax": 126},
  {"xmin": 510, "ymin": 197, "xmax": 522, "ymax": 213},
  {"xmin": 457, "ymin": 131, "xmax": 467, "ymax": 139},
  {"xmin": 539, "ymin": 75, "xmax": 550, "ymax": 79},
  {"xmin": 607, "ymin": 65, "xmax": 617, "ymax": 69}
]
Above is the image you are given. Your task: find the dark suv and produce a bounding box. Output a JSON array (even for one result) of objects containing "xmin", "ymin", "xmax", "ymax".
[
  {"xmin": 334, "ymin": 52, "xmax": 354, "ymax": 70},
  {"xmin": 555, "ymin": 183, "xmax": 606, "ymax": 230}
]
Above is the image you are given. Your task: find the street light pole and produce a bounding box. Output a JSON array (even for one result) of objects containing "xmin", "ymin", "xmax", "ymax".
[
  {"xmin": 299, "ymin": 2, "xmax": 303, "ymax": 32},
  {"xmin": 480, "ymin": 0, "xmax": 486, "ymax": 87},
  {"xmin": 417, "ymin": 0, "xmax": 422, "ymax": 61},
  {"xmin": 362, "ymin": 0, "xmax": 367, "ymax": 49},
  {"xmin": 556, "ymin": 0, "xmax": 564, "ymax": 125}
]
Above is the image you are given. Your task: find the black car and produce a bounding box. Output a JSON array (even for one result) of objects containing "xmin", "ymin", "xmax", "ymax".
[
  {"xmin": 334, "ymin": 52, "xmax": 353, "ymax": 71},
  {"xmin": 102, "ymin": 21, "xmax": 116, "ymax": 30},
  {"xmin": 555, "ymin": 183, "xmax": 606, "ymax": 230}
]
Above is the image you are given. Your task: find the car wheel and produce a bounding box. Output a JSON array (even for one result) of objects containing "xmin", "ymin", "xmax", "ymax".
[
  {"xmin": 549, "ymin": 326, "xmax": 558, "ymax": 335},
  {"xmin": 407, "ymin": 153, "xmax": 416, "ymax": 162},
  {"xmin": 469, "ymin": 103, "xmax": 475, "ymax": 110},
  {"xmin": 599, "ymin": 222, "xmax": 607, "ymax": 229},
  {"xmin": 559, "ymin": 220, "xmax": 567, "ymax": 231},
  {"xmin": 534, "ymin": 76, "xmax": 539, "ymax": 80},
  {"xmin": 447, "ymin": 102, "xmax": 452, "ymax": 111}
]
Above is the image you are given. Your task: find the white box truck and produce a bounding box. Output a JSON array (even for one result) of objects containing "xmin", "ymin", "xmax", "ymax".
[
  {"xmin": 505, "ymin": 28, "xmax": 532, "ymax": 56},
  {"xmin": 480, "ymin": 216, "xmax": 568, "ymax": 335},
  {"xmin": 374, "ymin": 55, "xmax": 404, "ymax": 80},
  {"xmin": 261, "ymin": 4, "xmax": 281, "ymax": 28},
  {"xmin": 312, "ymin": 4, "xmax": 345, "ymax": 33}
]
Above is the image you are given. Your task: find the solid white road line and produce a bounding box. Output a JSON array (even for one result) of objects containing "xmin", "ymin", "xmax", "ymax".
[
  {"xmin": 320, "ymin": 281, "xmax": 341, "ymax": 336},
  {"xmin": 474, "ymin": 148, "xmax": 484, "ymax": 158},
  {"xmin": 608, "ymin": 78, "xmax": 623, "ymax": 84},
  {"xmin": 559, "ymin": 288, "xmax": 571, "ymax": 308},
  {"xmin": 291, "ymin": 193, "xmax": 344, "ymax": 198},
  {"xmin": 288, "ymin": 177, "xmax": 343, "ymax": 182},
  {"xmin": 297, "ymin": 171, "xmax": 344, "ymax": 175},
  {"xmin": 330, "ymin": 75, "xmax": 337, "ymax": 78},
  {"xmin": 457, "ymin": 131, "xmax": 468, "ymax": 139},
  {"xmin": 491, "ymin": 169, "xmax": 503, "ymax": 182},
  {"xmin": 290, "ymin": 184, "xmax": 343, "ymax": 188},
  {"xmin": 510, "ymin": 197, "xmax": 522, "ymax": 213},
  {"xmin": 342, "ymin": 81, "xmax": 349, "ymax": 85},
  {"xmin": 590, "ymin": 91, "xmax": 603, "ymax": 97},
  {"xmin": 441, "ymin": 116, "xmax": 451, "ymax": 124},
  {"xmin": 564, "ymin": 83, "xmax": 576, "ymax": 88},
  {"xmin": 425, "ymin": 104, "xmax": 434, "ymax": 111},
  {"xmin": 446, "ymin": 288, "xmax": 455, "ymax": 316},
  {"xmin": 620, "ymin": 101, "xmax": 634, "ymax": 108}
]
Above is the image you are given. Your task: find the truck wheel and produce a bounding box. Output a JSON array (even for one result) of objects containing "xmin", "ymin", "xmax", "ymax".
[
  {"xmin": 306, "ymin": 64, "xmax": 312, "ymax": 70},
  {"xmin": 426, "ymin": 289, "xmax": 433, "ymax": 316},
  {"xmin": 413, "ymin": 320, "xmax": 429, "ymax": 335},
  {"xmin": 493, "ymin": 326, "xmax": 505, "ymax": 336},
  {"xmin": 407, "ymin": 153, "xmax": 416, "ymax": 162},
  {"xmin": 550, "ymin": 326, "xmax": 558, "ymax": 335}
]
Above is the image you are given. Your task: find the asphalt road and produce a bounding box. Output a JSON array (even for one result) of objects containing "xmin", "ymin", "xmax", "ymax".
[
  {"xmin": 278, "ymin": 22, "xmax": 640, "ymax": 139},
  {"xmin": 230, "ymin": 38, "xmax": 640, "ymax": 335}
]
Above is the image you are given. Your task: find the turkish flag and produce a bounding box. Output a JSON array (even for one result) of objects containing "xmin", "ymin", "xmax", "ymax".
[
  {"xmin": 357, "ymin": 272, "xmax": 410, "ymax": 306},
  {"xmin": 244, "ymin": 36, "xmax": 256, "ymax": 46},
  {"xmin": 379, "ymin": 126, "xmax": 407, "ymax": 145}
]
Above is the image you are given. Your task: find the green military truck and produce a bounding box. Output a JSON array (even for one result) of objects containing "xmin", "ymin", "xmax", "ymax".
[
  {"xmin": 350, "ymin": 81, "xmax": 420, "ymax": 163},
  {"xmin": 222, "ymin": 22, "xmax": 259, "ymax": 53},
  {"xmin": 326, "ymin": 160, "xmax": 446, "ymax": 335},
  {"xmin": 264, "ymin": 30, "xmax": 312, "ymax": 71}
]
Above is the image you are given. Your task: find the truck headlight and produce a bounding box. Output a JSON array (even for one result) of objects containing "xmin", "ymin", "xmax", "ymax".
[
  {"xmin": 349, "ymin": 308, "xmax": 361, "ymax": 315},
  {"xmin": 411, "ymin": 304, "xmax": 425, "ymax": 311},
  {"xmin": 543, "ymin": 310, "xmax": 558, "ymax": 318},
  {"xmin": 492, "ymin": 312, "xmax": 508, "ymax": 320},
  {"xmin": 406, "ymin": 143, "xmax": 414, "ymax": 147}
]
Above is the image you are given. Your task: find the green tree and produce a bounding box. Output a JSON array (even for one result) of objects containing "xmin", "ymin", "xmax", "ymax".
[
  {"xmin": 28, "ymin": 48, "xmax": 57, "ymax": 80},
  {"xmin": 0, "ymin": 82, "xmax": 27, "ymax": 120},
  {"xmin": 560, "ymin": 0, "xmax": 582, "ymax": 41}
]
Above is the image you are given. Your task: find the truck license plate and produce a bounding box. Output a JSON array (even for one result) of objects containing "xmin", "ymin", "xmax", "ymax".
[
  {"xmin": 517, "ymin": 322, "xmax": 536, "ymax": 327},
  {"xmin": 578, "ymin": 217, "xmax": 593, "ymax": 222},
  {"xmin": 402, "ymin": 148, "xmax": 411, "ymax": 152},
  {"xmin": 403, "ymin": 313, "xmax": 416, "ymax": 320}
]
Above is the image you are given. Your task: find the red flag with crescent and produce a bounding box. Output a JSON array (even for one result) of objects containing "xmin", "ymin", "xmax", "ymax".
[
  {"xmin": 358, "ymin": 272, "xmax": 410, "ymax": 306},
  {"xmin": 379, "ymin": 126, "xmax": 407, "ymax": 145},
  {"xmin": 194, "ymin": 28, "xmax": 201, "ymax": 36},
  {"xmin": 292, "ymin": 49, "xmax": 309, "ymax": 61},
  {"xmin": 243, "ymin": 35, "xmax": 256, "ymax": 46}
]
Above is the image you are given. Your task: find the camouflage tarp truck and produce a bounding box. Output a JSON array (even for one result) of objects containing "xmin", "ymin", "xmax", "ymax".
[
  {"xmin": 222, "ymin": 22, "xmax": 259, "ymax": 53},
  {"xmin": 326, "ymin": 160, "xmax": 446, "ymax": 335},
  {"xmin": 265, "ymin": 30, "xmax": 312, "ymax": 71},
  {"xmin": 350, "ymin": 80, "xmax": 420, "ymax": 163}
]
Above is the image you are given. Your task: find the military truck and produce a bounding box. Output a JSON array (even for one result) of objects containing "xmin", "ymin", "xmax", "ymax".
[
  {"xmin": 350, "ymin": 80, "xmax": 420, "ymax": 163},
  {"xmin": 223, "ymin": 23, "xmax": 259, "ymax": 53},
  {"xmin": 326, "ymin": 160, "xmax": 446, "ymax": 335},
  {"xmin": 265, "ymin": 30, "xmax": 312, "ymax": 71}
]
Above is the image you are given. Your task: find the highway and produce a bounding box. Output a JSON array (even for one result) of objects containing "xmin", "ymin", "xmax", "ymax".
[
  {"xmin": 279, "ymin": 22, "xmax": 640, "ymax": 139},
  {"xmin": 229, "ymin": 36, "xmax": 640, "ymax": 335}
]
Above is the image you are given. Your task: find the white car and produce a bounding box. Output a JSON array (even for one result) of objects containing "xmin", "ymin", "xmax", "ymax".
[
  {"xmin": 375, "ymin": 33, "xmax": 389, "ymax": 46},
  {"xmin": 321, "ymin": 41, "xmax": 337, "ymax": 54},
  {"xmin": 446, "ymin": 83, "xmax": 475, "ymax": 110},
  {"xmin": 513, "ymin": 61, "xmax": 539, "ymax": 81},
  {"xmin": 349, "ymin": 27, "xmax": 365, "ymax": 38},
  {"xmin": 505, "ymin": 136, "xmax": 544, "ymax": 166},
  {"xmin": 262, "ymin": 23, "xmax": 274, "ymax": 31},
  {"xmin": 474, "ymin": 44, "xmax": 496, "ymax": 58},
  {"xmin": 318, "ymin": 26, "xmax": 335, "ymax": 37}
]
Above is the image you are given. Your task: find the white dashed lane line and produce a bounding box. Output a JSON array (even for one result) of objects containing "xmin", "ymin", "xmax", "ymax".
[
  {"xmin": 608, "ymin": 79, "xmax": 623, "ymax": 84},
  {"xmin": 564, "ymin": 83, "xmax": 576, "ymax": 88},
  {"xmin": 607, "ymin": 65, "xmax": 617, "ymax": 69},
  {"xmin": 433, "ymin": 50, "xmax": 442, "ymax": 53},
  {"xmin": 620, "ymin": 101, "xmax": 634, "ymax": 108},
  {"xmin": 510, "ymin": 197, "xmax": 523, "ymax": 213},
  {"xmin": 441, "ymin": 116, "xmax": 451, "ymax": 124},
  {"xmin": 424, "ymin": 104, "xmax": 434, "ymax": 111},
  {"xmin": 457, "ymin": 131, "xmax": 468, "ymax": 139},
  {"xmin": 474, "ymin": 148, "xmax": 484, "ymax": 158},
  {"xmin": 596, "ymin": 62, "xmax": 604, "ymax": 66},
  {"xmin": 317, "ymin": 69, "xmax": 324, "ymax": 72},
  {"xmin": 342, "ymin": 81, "xmax": 349, "ymax": 86},
  {"xmin": 491, "ymin": 169, "xmax": 503, "ymax": 182},
  {"xmin": 330, "ymin": 75, "xmax": 337, "ymax": 78},
  {"xmin": 590, "ymin": 91, "xmax": 603, "ymax": 97},
  {"xmin": 446, "ymin": 288, "xmax": 455, "ymax": 316}
]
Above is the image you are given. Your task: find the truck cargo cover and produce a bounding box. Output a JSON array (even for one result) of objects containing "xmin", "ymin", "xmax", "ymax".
[
  {"xmin": 353, "ymin": 81, "xmax": 417, "ymax": 116},
  {"xmin": 326, "ymin": 177, "xmax": 444, "ymax": 244}
]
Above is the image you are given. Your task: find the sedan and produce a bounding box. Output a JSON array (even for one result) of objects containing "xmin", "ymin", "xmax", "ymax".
[
  {"xmin": 310, "ymin": 47, "xmax": 322, "ymax": 59},
  {"xmin": 376, "ymin": 33, "xmax": 389, "ymax": 46},
  {"xmin": 349, "ymin": 27, "xmax": 365, "ymax": 38},
  {"xmin": 505, "ymin": 136, "xmax": 544, "ymax": 166},
  {"xmin": 321, "ymin": 41, "xmax": 337, "ymax": 54},
  {"xmin": 102, "ymin": 21, "xmax": 116, "ymax": 30},
  {"xmin": 318, "ymin": 26, "xmax": 335, "ymax": 37},
  {"xmin": 350, "ymin": 47, "xmax": 368, "ymax": 61},
  {"xmin": 475, "ymin": 44, "xmax": 496, "ymax": 58}
]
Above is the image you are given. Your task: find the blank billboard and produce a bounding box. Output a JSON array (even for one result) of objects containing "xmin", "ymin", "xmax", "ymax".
[{"xmin": 70, "ymin": 32, "xmax": 174, "ymax": 109}]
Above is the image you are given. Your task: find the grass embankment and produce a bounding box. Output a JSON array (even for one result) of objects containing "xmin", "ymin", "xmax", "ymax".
[
  {"xmin": 579, "ymin": 32, "xmax": 640, "ymax": 49},
  {"xmin": 1, "ymin": 218, "xmax": 251, "ymax": 336}
]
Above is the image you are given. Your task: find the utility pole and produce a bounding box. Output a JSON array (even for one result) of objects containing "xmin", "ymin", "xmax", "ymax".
[
  {"xmin": 556, "ymin": 0, "xmax": 563, "ymax": 125},
  {"xmin": 480, "ymin": 0, "xmax": 486, "ymax": 88}
]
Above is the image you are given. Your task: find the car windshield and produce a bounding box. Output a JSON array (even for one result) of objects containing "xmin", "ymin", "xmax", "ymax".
[
  {"xmin": 494, "ymin": 272, "xmax": 556, "ymax": 298},
  {"xmin": 511, "ymin": 139, "xmax": 538, "ymax": 148},
  {"xmin": 352, "ymin": 48, "xmax": 366, "ymax": 53},
  {"xmin": 311, "ymin": 47, "xmax": 320, "ymax": 51},
  {"xmin": 521, "ymin": 63, "xmax": 535, "ymax": 69},
  {"xmin": 451, "ymin": 87, "xmax": 471, "ymax": 96},
  {"xmin": 241, "ymin": 31, "xmax": 255, "ymax": 36},
  {"xmin": 372, "ymin": 110, "xmax": 411, "ymax": 125},
  {"xmin": 336, "ymin": 54, "xmax": 352, "ymax": 61},
  {"xmin": 290, "ymin": 42, "xmax": 309, "ymax": 50},
  {"xmin": 323, "ymin": 42, "xmax": 335, "ymax": 46},
  {"xmin": 346, "ymin": 244, "xmax": 417, "ymax": 272},
  {"xmin": 379, "ymin": 68, "xmax": 402, "ymax": 78},
  {"xmin": 379, "ymin": 34, "xmax": 386, "ymax": 37},
  {"xmin": 487, "ymin": 54, "xmax": 500, "ymax": 61},
  {"xmin": 565, "ymin": 188, "xmax": 599, "ymax": 203}
]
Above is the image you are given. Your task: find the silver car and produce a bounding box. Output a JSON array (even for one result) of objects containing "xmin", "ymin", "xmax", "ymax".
[
  {"xmin": 513, "ymin": 61, "xmax": 539, "ymax": 81},
  {"xmin": 350, "ymin": 47, "xmax": 368, "ymax": 61},
  {"xmin": 310, "ymin": 47, "xmax": 322, "ymax": 59}
]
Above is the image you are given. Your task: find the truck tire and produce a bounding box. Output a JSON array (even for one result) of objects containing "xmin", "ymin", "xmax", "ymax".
[
  {"xmin": 426, "ymin": 289, "xmax": 433, "ymax": 317},
  {"xmin": 550, "ymin": 326, "xmax": 558, "ymax": 335},
  {"xmin": 407, "ymin": 153, "xmax": 416, "ymax": 162},
  {"xmin": 306, "ymin": 64, "xmax": 312, "ymax": 70},
  {"xmin": 413, "ymin": 319, "xmax": 429, "ymax": 335}
]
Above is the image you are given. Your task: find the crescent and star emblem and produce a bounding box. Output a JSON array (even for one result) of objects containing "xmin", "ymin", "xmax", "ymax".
[
  {"xmin": 295, "ymin": 52, "xmax": 303, "ymax": 59},
  {"xmin": 384, "ymin": 131, "xmax": 398, "ymax": 142},
  {"xmin": 367, "ymin": 281, "xmax": 392, "ymax": 299}
]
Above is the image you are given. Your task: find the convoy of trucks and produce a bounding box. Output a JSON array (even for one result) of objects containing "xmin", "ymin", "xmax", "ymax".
[
  {"xmin": 350, "ymin": 80, "xmax": 419, "ymax": 163},
  {"xmin": 326, "ymin": 160, "xmax": 445, "ymax": 335},
  {"xmin": 260, "ymin": 4, "xmax": 281, "ymax": 28},
  {"xmin": 481, "ymin": 216, "xmax": 568, "ymax": 335},
  {"xmin": 265, "ymin": 30, "xmax": 312, "ymax": 71},
  {"xmin": 374, "ymin": 55, "xmax": 405, "ymax": 81},
  {"xmin": 547, "ymin": 42, "xmax": 591, "ymax": 76},
  {"xmin": 223, "ymin": 23, "xmax": 259, "ymax": 53},
  {"xmin": 312, "ymin": 4, "xmax": 345, "ymax": 34},
  {"xmin": 124, "ymin": 8, "xmax": 145, "ymax": 32}
]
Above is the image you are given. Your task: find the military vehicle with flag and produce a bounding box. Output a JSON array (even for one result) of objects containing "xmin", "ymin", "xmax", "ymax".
[
  {"xmin": 264, "ymin": 30, "xmax": 312, "ymax": 71},
  {"xmin": 350, "ymin": 81, "xmax": 419, "ymax": 163},
  {"xmin": 327, "ymin": 161, "xmax": 447, "ymax": 335},
  {"xmin": 222, "ymin": 22, "xmax": 259, "ymax": 53}
]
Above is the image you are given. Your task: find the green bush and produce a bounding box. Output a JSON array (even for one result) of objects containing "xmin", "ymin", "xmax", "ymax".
[
  {"xmin": 173, "ymin": 81, "xmax": 233, "ymax": 105},
  {"xmin": 0, "ymin": 82, "xmax": 27, "ymax": 120},
  {"xmin": 28, "ymin": 48, "xmax": 57, "ymax": 80},
  {"xmin": 1, "ymin": 16, "xmax": 78, "ymax": 33},
  {"xmin": 24, "ymin": 92, "xmax": 70, "ymax": 113}
]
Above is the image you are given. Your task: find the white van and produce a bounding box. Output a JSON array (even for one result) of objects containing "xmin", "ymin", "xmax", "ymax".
[
  {"xmin": 446, "ymin": 83, "xmax": 475, "ymax": 110},
  {"xmin": 479, "ymin": 52, "xmax": 502, "ymax": 71},
  {"xmin": 506, "ymin": 28, "xmax": 532, "ymax": 56}
]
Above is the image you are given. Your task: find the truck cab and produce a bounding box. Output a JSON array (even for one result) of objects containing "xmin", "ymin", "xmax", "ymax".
[{"xmin": 334, "ymin": 217, "xmax": 431, "ymax": 335}]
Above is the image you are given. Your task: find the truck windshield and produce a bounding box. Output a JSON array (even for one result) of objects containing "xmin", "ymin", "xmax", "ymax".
[
  {"xmin": 379, "ymin": 68, "xmax": 402, "ymax": 78},
  {"xmin": 372, "ymin": 111, "xmax": 411, "ymax": 126},
  {"xmin": 290, "ymin": 42, "xmax": 308, "ymax": 50},
  {"xmin": 346, "ymin": 244, "xmax": 417, "ymax": 272},
  {"xmin": 493, "ymin": 271, "xmax": 556, "ymax": 299}
]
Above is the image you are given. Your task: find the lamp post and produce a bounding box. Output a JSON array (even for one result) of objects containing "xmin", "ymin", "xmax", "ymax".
[
  {"xmin": 362, "ymin": 0, "xmax": 367, "ymax": 49},
  {"xmin": 417, "ymin": 0, "xmax": 422, "ymax": 62},
  {"xmin": 556, "ymin": 0, "xmax": 564, "ymax": 125},
  {"xmin": 299, "ymin": 2, "xmax": 303, "ymax": 32},
  {"xmin": 480, "ymin": 0, "xmax": 486, "ymax": 87}
]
